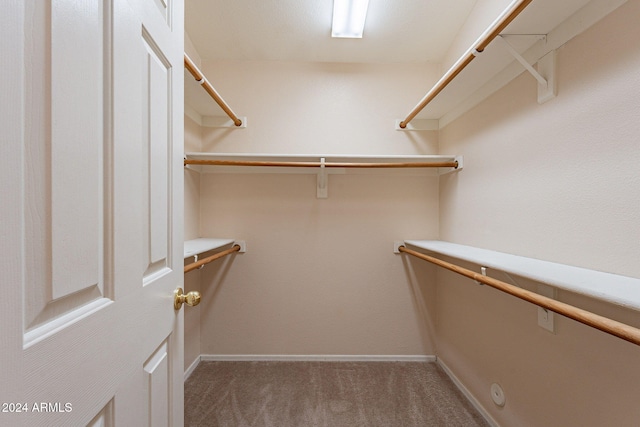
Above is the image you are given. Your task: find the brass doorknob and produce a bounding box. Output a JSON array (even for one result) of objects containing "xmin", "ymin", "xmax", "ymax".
[{"xmin": 174, "ymin": 287, "xmax": 201, "ymax": 310}]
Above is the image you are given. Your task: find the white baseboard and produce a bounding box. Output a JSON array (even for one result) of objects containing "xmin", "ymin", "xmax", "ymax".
[
  {"xmin": 198, "ymin": 354, "xmax": 436, "ymax": 363},
  {"xmin": 436, "ymin": 358, "xmax": 500, "ymax": 427},
  {"xmin": 185, "ymin": 354, "xmax": 434, "ymax": 381},
  {"xmin": 184, "ymin": 355, "xmax": 201, "ymax": 381}
]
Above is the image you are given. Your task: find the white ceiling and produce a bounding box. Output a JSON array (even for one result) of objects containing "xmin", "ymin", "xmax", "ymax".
[{"xmin": 185, "ymin": 0, "xmax": 478, "ymax": 63}]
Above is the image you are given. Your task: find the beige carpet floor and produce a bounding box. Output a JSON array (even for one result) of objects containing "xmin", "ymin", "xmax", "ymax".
[{"xmin": 184, "ymin": 361, "xmax": 489, "ymax": 427}]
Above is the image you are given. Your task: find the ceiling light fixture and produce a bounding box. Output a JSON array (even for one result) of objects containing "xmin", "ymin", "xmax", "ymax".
[{"xmin": 331, "ymin": 0, "xmax": 370, "ymax": 38}]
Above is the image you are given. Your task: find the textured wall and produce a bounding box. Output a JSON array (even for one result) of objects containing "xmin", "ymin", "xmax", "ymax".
[
  {"xmin": 184, "ymin": 114, "xmax": 202, "ymax": 241},
  {"xmin": 437, "ymin": 2, "xmax": 640, "ymax": 425},
  {"xmin": 198, "ymin": 173, "xmax": 438, "ymax": 356},
  {"xmin": 191, "ymin": 60, "xmax": 444, "ymax": 357},
  {"xmin": 198, "ymin": 60, "xmax": 440, "ymax": 155}
]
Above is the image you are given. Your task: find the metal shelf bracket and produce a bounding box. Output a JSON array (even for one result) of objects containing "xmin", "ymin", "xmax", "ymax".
[{"xmin": 317, "ymin": 157, "xmax": 328, "ymax": 199}]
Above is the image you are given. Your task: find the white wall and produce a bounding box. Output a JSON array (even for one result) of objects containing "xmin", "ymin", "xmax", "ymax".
[
  {"xmin": 184, "ymin": 31, "xmax": 201, "ymax": 68},
  {"xmin": 192, "ymin": 60, "xmax": 444, "ymax": 357},
  {"xmin": 198, "ymin": 173, "xmax": 438, "ymax": 356},
  {"xmin": 440, "ymin": 2, "xmax": 640, "ymax": 275},
  {"xmin": 437, "ymin": 1, "xmax": 640, "ymax": 425},
  {"xmin": 199, "ymin": 60, "xmax": 440, "ymax": 155},
  {"xmin": 184, "ymin": 114, "xmax": 202, "ymax": 240}
]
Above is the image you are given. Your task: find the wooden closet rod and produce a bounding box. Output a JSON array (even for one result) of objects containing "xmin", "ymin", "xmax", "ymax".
[
  {"xmin": 184, "ymin": 54, "xmax": 243, "ymax": 127},
  {"xmin": 184, "ymin": 245, "xmax": 241, "ymax": 274},
  {"xmin": 398, "ymin": 245, "xmax": 640, "ymax": 347},
  {"xmin": 184, "ymin": 159, "xmax": 459, "ymax": 169},
  {"xmin": 398, "ymin": 0, "xmax": 533, "ymax": 129}
]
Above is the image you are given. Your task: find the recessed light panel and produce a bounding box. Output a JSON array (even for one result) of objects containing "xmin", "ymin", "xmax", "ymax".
[{"xmin": 331, "ymin": 0, "xmax": 370, "ymax": 38}]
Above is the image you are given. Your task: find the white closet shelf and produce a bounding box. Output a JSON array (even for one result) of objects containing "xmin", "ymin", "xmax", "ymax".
[
  {"xmin": 401, "ymin": 0, "xmax": 626, "ymax": 128},
  {"xmin": 185, "ymin": 153, "xmax": 462, "ymax": 199},
  {"xmin": 184, "ymin": 238, "xmax": 236, "ymax": 259},
  {"xmin": 184, "ymin": 152, "xmax": 462, "ymax": 175},
  {"xmin": 403, "ymin": 240, "xmax": 640, "ymax": 311}
]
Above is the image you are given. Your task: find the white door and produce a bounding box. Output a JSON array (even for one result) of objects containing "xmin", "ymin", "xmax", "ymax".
[{"xmin": 1, "ymin": 0, "xmax": 184, "ymax": 426}]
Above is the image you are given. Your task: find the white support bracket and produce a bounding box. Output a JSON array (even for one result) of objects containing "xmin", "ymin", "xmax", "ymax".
[
  {"xmin": 475, "ymin": 266, "xmax": 488, "ymax": 285},
  {"xmin": 497, "ymin": 35, "xmax": 557, "ymax": 104},
  {"xmin": 193, "ymin": 254, "xmax": 205, "ymax": 270},
  {"xmin": 317, "ymin": 157, "xmax": 328, "ymax": 199},
  {"xmin": 233, "ymin": 240, "xmax": 247, "ymax": 253},
  {"xmin": 439, "ymin": 155, "xmax": 464, "ymax": 175},
  {"xmin": 201, "ymin": 115, "xmax": 248, "ymax": 128},
  {"xmin": 537, "ymin": 284, "xmax": 557, "ymax": 333},
  {"xmin": 536, "ymin": 50, "xmax": 557, "ymax": 104},
  {"xmin": 395, "ymin": 119, "xmax": 439, "ymax": 131},
  {"xmin": 502, "ymin": 271, "xmax": 556, "ymax": 333}
]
